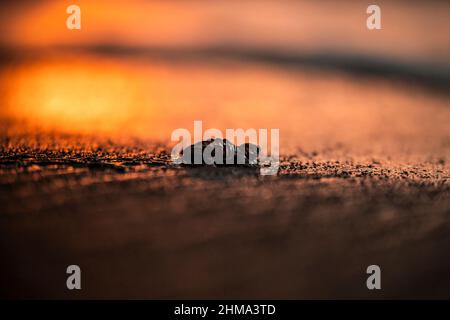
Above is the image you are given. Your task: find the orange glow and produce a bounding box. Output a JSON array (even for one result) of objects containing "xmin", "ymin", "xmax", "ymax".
[
  {"xmin": 1, "ymin": 54, "xmax": 449, "ymax": 158},
  {"xmin": 1, "ymin": 56, "xmax": 148, "ymax": 135},
  {"xmin": 4, "ymin": 0, "xmax": 199, "ymax": 48},
  {"xmin": 1, "ymin": 1, "xmax": 449, "ymax": 64}
]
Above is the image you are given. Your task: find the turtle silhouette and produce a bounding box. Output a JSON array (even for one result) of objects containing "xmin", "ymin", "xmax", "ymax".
[{"xmin": 180, "ymin": 138, "xmax": 260, "ymax": 166}]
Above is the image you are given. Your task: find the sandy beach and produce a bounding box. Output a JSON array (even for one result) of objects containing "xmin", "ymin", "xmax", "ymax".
[{"xmin": 0, "ymin": 0, "xmax": 449, "ymax": 299}]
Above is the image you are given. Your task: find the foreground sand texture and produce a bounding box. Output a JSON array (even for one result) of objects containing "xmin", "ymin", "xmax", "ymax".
[{"xmin": 0, "ymin": 133, "xmax": 449, "ymax": 298}]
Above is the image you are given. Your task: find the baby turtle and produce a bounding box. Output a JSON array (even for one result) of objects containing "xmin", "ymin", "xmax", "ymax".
[
  {"xmin": 179, "ymin": 138, "xmax": 260, "ymax": 166},
  {"xmin": 236, "ymin": 142, "xmax": 260, "ymax": 165}
]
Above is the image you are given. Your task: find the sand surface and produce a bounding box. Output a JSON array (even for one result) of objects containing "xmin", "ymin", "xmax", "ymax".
[{"xmin": 1, "ymin": 127, "xmax": 449, "ymax": 299}]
